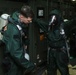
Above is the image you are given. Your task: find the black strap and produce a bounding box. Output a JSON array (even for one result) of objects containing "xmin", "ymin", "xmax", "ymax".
[{"xmin": 8, "ymin": 17, "xmax": 25, "ymax": 36}]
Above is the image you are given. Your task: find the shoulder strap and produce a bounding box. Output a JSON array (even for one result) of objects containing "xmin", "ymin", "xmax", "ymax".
[
  {"xmin": 8, "ymin": 17, "xmax": 22, "ymax": 30},
  {"xmin": 8, "ymin": 17, "xmax": 25, "ymax": 36}
]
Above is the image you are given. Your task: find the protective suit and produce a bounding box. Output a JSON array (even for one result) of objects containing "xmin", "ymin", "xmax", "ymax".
[
  {"xmin": 47, "ymin": 9, "xmax": 69, "ymax": 75},
  {"xmin": 1, "ymin": 12, "xmax": 35, "ymax": 75}
]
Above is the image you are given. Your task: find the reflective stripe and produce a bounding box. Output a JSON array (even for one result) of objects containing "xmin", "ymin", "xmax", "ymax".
[{"xmin": 16, "ymin": 25, "xmax": 22, "ymax": 30}]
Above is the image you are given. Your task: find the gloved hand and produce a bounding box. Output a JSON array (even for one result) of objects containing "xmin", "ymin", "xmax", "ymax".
[{"xmin": 23, "ymin": 63, "xmax": 36, "ymax": 75}]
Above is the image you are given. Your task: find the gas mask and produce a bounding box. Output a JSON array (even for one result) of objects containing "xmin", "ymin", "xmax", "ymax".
[{"xmin": 49, "ymin": 15, "xmax": 58, "ymax": 26}]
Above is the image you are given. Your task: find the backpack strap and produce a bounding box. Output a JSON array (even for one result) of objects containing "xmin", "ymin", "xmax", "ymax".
[{"xmin": 8, "ymin": 17, "xmax": 25, "ymax": 36}]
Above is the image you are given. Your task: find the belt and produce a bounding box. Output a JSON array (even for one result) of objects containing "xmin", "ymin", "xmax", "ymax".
[{"xmin": 51, "ymin": 46, "xmax": 66, "ymax": 51}]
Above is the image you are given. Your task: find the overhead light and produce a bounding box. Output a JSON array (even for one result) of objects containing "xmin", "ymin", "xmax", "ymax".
[{"xmin": 72, "ymin": 0, "xmax": 76, "ymax": 1}]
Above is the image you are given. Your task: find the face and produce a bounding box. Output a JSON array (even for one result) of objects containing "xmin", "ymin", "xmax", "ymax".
[{"xmin": 19, "ymin": 14, "xmax": 32, "ymax": 24}]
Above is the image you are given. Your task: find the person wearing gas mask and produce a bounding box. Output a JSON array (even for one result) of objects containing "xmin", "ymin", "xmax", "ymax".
[
  {"xmin": 46, "ymin": 9, "xmax": 76, "ymax": 75},
  {"xmin": 47, "ymin": 9, "xmax": 70, "ymax": 75},
  {"xmin": 34, "ymin": 9, "xmax": 72, "ymax": 75}
]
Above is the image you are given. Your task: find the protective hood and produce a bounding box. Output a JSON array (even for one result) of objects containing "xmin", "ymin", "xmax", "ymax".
[
  {"xmin": 49, "ymin": 9, "xmax": 61, "ymax": 17},
  {"xmin": 49, "ymin": 9, "xmax": 63, "ymax": 29},
  {"xmin": 11, "ymin": 11, "xmax": 20, "ymax": 22},
  {"xmin": 8, "ymin": 11, "xmax": 26, "ymax": 28}
]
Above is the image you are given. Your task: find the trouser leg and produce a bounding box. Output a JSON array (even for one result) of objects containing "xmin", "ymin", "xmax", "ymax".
[
  {"xmin": 56, "ymin": 49, "xmax": 69, "ymax": 75},
  {"xmin": 47, "ymin": 50, "xmax": 57, "ymax": 75}
]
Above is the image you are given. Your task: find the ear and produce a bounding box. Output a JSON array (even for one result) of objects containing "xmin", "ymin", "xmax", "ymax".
[
  {"xmin": 19, "ymin": 14, "xmax": 24, "ymax": 19},
  {"xmin": 19, "ymin": 14, "xmax": 24, "ymax": 22}
]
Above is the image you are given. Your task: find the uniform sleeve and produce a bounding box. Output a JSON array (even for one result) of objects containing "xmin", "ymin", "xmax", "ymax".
[
  {"xmin": 33, "ymin": 19, "xmax": 48, "ymax": 33},
  {"xmin": 2, "ymin": 24, "xmax": 34, "ymax": 70}
]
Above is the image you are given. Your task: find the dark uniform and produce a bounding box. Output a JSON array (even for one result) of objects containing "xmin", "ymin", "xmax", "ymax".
[
  {"xmin": 34, "ymin": 9, "xmax": 76, "ymax": 75},
  {"xmin": 2, "ymin": 12, "xmax": 34, "ymax": 75},
  {"xmin": 46, "ymin": 10, "xmax": 69, "ymax": 75}
]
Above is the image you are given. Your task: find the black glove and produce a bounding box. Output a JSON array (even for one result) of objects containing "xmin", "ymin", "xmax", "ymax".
[{"xmin": 24, "ymin": 63, "xmax": 36, "ymax": 75}]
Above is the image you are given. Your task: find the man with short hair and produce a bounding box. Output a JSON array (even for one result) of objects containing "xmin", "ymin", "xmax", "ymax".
[{"xmin": 2, "ymin": 5, "xmax": 35, "ymax": 75}]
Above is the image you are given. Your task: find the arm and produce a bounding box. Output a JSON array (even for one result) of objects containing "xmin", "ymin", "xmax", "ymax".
[{"xmin": 33, "ymin": 19, "xmax": 48, "ymax": 33}]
